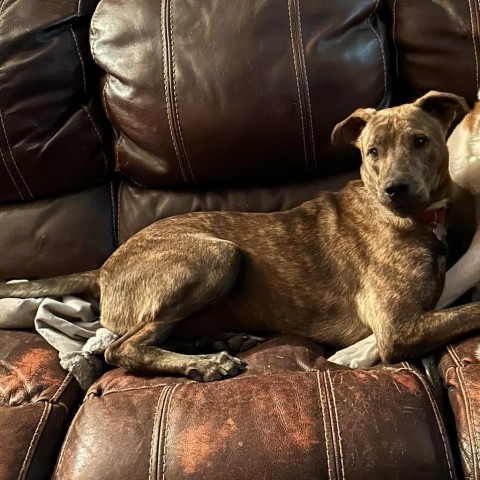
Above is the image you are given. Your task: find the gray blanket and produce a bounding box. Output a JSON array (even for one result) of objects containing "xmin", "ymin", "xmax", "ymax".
[{"xmin": 0, "ymin": 291, "xmax": 117, "ymax": 390}]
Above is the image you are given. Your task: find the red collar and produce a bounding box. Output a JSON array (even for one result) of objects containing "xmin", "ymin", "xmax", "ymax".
[{"xmin": 414, "ymin": 209, "xmax": 447, "ymax": 225}]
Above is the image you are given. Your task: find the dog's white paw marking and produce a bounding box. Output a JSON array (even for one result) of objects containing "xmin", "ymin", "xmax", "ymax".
[
  {"xmin": 328, "ymin": 335, "xmax": 380, "ymax": 368},
  {"xmin": 475, "ymin": 345, "xmax": 480, "ymax": 362}
]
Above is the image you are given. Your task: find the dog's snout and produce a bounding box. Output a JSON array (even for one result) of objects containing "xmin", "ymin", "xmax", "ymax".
[{"xmin": 384, "ymin": 180, "xmax": 410, "ymax": 198}]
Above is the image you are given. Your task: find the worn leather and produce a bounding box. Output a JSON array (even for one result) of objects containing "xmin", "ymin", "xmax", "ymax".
[
  {"xmin": 53, "ymin": 336, "xmax": 456, "ymax": 480},
  {"xmin": 117, "ymin": 170, "xmax": 359, "ymax": 243},
  {"xmin": 0, "ymin": 0, "xmax": 110, "ymax": 204},
  {"xmin": 0, "ymin": 184, "xmax": 116, "ymax": 279},
  {"xmin": 439, "ymin": 337, "xmax": 480, "ymax": 480},
  {"xmin": 0, "ymin": 330, "xmax": 81, "ymax": 480},
  {"xmin": 91, "ymin": 0, "xmax": 390, "ymax": 188},
  {"xmin": 388, "ymin": 0, "xmax": 480, "ymax": 105}
]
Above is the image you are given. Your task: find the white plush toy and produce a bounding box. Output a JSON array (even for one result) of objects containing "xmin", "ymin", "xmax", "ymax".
[{"xmin": 329, "ymin": 91, "xmax": 480, "ymax": 368}]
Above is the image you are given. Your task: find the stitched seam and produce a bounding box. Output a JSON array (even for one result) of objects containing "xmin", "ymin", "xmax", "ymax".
[
  {"xmin": 287, "ymin": 0, "xmax": 308, "ymax": 173},
  {"xmin": 149, "ymin": 387, "xmax": 172, "ymax": 480},
  {"xmin": 0, "ymin": 0, "xmax": 6, "ymax": 14},
  {"xmin": 0, "ymin": 110, "xmax": 33, "ymax": 198},
  {"xmin": 326, "ymin": 371, "xmax": 345, "ymax": 480},
  {"xmin": 447, "ymin": 344, "xmax": 463, "ymax": 367},
  {"xmin": 468, "ymin": 0, "xmax": 480, "ymax": 91},
  {"xmin": 81, "ymin": 105, "xmax": 109, "ymax": 179},
  {"xmin": 109, "ymin": 180, "xmax": 117, "ymax": 248},
  {"xmin": 317, "ymin": 371, "xmax": 333, "ymax": 480},
  {"xmin": 294, "ymin": 0, "xmax": 316, "ymax": 171},
  {"xmin": 162, "ymin": 0, "xmax": 189, "ymax": 184},
  {"xmin": 50, "ymin": 373, "xmax": 73, "ymax": 403},
  {"xmin": 117, "ymin": 180, "xmax": 123, "ymax": 245},
  {"xmin": 368, "ymin": 0, "xmax": 387, "ymax": 98},
  {"xmin": 18, "ymin": 402, "xmax": 51, "ymax": 480},
  {"xmin": 70, "ymin": 25, "xmax": 87, "ymax": 95},
  {"xmin": 169, "ymin": 0, "xmax": 195, "ymax": 183},
  {"xmin": 458, "ymin": 367, "xmax": 479, "ymax": 479},
  {"xmin": 0, "ymin": 143, "xmax": 23, "ymax": 199},
  {"xmin": 410, "ymin": 369, "xmax": 454, "ymax": 479},
  {"xmin": 161, "ymin": 385, "xmax": 178, "ymax": 480},
  {"xmin": 392, "ymin": 0, "xmax": 400, "ymax": 81},
  {"xmin": 322, "ymin": 372, "xmax": 340, "ymax": 479}
]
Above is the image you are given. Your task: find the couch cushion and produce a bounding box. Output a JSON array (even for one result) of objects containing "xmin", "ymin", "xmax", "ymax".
[
  {"xmin": 388, "ymin": 0, "xmax": 480, "ymax": 105},
  {"xmin": 91, "ymin": 0, "xmax": 390, "ymax": 188},
  {"xmin": 0, "ymin": 183, "xmax": 116, "ymax": 279},
  {"xmin": 54, "ymin": 336, "xmax": 456, "ymax": 480},
  {"xmin": 0, "ymin": 0, "xmax": 111, "ymax": 204},
  {"xmin": 117, "ymin": 170, "xmax": 359, "ymax": 243},
  {"xmin": 0, "ymin": 330, "xmax": 81, "ymax": 480},
  {"xmin": 439, "ymin": 336, "xmax": 480, "ymax": 480}
]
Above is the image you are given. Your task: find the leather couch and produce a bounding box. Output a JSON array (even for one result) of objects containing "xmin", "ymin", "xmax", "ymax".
[{"xmin": 0, "ymin": 0, "xmax": 479, "ymax": 478}]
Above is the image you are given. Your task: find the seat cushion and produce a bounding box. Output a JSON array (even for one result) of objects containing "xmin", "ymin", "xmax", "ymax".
[
  {"xmin": 439, "ymin": 336, "xmax": 480, "ymax": 480},
  {"xmin": 0, "ymin": 330, "xmax": 82, "ymax": 480},
  {"xmin": 54, "ymin": 336, "xmax": 456, "ymax": 480}
]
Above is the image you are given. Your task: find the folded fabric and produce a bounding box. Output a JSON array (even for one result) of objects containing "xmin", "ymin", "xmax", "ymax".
[{"xmin": 0, "ymin": 294, "xmax": 117, "ymax": 390}]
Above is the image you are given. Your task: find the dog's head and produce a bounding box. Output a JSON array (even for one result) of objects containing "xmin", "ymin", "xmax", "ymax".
[{"xmin": 331, "ymin": 91, "xmax": 469, "ymax": 217}]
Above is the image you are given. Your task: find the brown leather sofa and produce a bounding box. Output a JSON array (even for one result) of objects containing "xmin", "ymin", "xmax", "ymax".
[{"xmin": 1, "ymin": 0, "xmax": 479, "ymax": 479}]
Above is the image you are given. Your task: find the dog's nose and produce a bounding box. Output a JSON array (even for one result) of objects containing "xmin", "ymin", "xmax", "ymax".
[{"xmin": 384, "ymin": 181, "xmax": 410, "ymax": 198}]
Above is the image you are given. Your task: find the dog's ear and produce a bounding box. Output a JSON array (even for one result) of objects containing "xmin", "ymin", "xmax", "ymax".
[
  {"xmin": 331, "ymin": 108, "xmax": 376, "ymax": 148},
  {"xmin": 414, "ymin": 91, "xmax": 470, "ymax": 134}
]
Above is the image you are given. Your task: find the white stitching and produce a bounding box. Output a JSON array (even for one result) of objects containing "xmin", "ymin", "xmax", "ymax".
[
  {"xmin": 0, "ymin": 110, "xmax": 33, "ymax": 198},
  {"xmin": 50, "ymin": 373, "xmax": 73, "ymax": 404},
  {"xmin": 81, "ymin": 104, "xmax": 109, "ymax": 179},
  {"xmin": 467, "ymin": 0, "xmax": 480, "ymax": 91},
  {"xmin": 162, "ymin": 0, "xmax": 188, "ymax": 183},
  {"xmin": 392, "ymin": 0, "xmax": 400, "ymax": 81},
  {"xmin": 18, "ymin": 402, "xmax": 51, "ymax": 480},
  {"xmin": 295, "ymin": 0, "xmax": 316, "ymax": 170},
  {"xmin": 326, "ymin": 370, "xmax": 346, "ymax": 480},
  {"xmin": 368, "ymin": 0, "xmax": 387, "ymax": 98},
  {"xmin": 446, "ymin": 344, "xmax": 463, "ymax": 367},
  {"xmin": 161, "ymin": 385, "xmax": 178, "ymax": 480},
  {"xmin": 410, "ymin": 369, "xmax": 455, "ymax": 479},
  {"xmin": 317, "ymin": 371, "xmax": 332, "ymax": 480},
  {"xmin": 457, "ymin": 367, "xmax": 479, "ymax": 479},
  {"xmin": 169, "ymin": 0, "xmax": 195, "ymax": 183},
  {"xmin": 287, "ymin": 0, "xmax": 308, "ymax": 173},
  {"xmin": 149, "ymin": 390, "xmax": 166, "ymax": 480},
  {"xmin": 70, "ymin": 25, "xmax": 87, "ymax": 95},
  {"xmin": 0, "ymin": 144, "xmax": 23, "ymax": 200}
]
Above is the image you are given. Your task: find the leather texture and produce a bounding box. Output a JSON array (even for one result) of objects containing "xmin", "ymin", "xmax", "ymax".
[
  {"xmin": 439, "ymin": 337, "xmax": 480, "ymax": 480},
  {"xmin": 53, "ymin": 336, "xmax": 456, "ymax": 480},
  {"xmin": 0, "ymin": 184, "xmax": 116, "ymax": 280},
  {"xmin": 0, "ymin": 330, "xmax": 81, "ymax": 480},
  {"xmin": 91, "ymin": 0, "xmax": 390, "ymax": 188},
  {"xmin": 0, "ymin": 0, "xmax": 110, "ymax": 204},
  {"xmin": 388, "ymin": 0, "xmax": 480, "ymax": 105},
  {"xmin": 117, "ymin": 170, "xmax": 359, "ymax": 243}
]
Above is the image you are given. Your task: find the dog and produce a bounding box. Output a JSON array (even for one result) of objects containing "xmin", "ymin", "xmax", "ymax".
[
  {"xmin": 330, "ymin": 90, "xmax": 480, "ymax": 368},
  {"xmin": 0, "ymin": 91, "xmax": 477, "ymax": 382}
]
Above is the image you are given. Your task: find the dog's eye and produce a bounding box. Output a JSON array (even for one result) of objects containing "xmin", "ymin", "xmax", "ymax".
[
  {"xmin": 367, "ymin": 147, "xmax": 378, "ymax": 158},
  {"xmin": 414, "ymin": 135, "xmax": 428, "ymax": 148}
]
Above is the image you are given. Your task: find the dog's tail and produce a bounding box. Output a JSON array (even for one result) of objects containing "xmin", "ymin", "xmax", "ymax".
[{"xmin": 0, "ymin": 270, "xmax": 100, "ymax": 299}]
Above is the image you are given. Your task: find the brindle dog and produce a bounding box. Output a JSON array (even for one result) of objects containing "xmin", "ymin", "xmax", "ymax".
[{"xmin": 0, "ymin": 91, "xmax": 477, "ymax": 381}]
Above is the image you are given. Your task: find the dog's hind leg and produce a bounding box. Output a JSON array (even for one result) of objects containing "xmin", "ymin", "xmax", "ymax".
[{"xmin": 101, "ymin": 234, "xmax": 245, "ymax": 380}]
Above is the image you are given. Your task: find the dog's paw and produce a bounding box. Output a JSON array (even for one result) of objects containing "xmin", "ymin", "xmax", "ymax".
[
  {"xmin": 328, "ymin": 340, "xmax": 380, "ymax": 368},
  {"xmin": 211, "ymin": 332, "xmax": 265, "ymax": 354},
  {"xmin": 475, "ymin": 345, "xmax": 480, "ymax": 362},
  {"xmin": 185, "ymin": 352, "xmax": 247, "ymax": 382}
]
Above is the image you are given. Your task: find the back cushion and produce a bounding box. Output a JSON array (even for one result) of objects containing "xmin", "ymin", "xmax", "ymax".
[
  {"xmin": 0, "ymin": 0, "xmax": 110, "ymax": 204},
  {"xmin": 91, "ymin": 0, "xmax": 391, "ymax": 188},
  {"xmin": 389, "ymin": 0, "xmax": 480, "ymax": 105}
]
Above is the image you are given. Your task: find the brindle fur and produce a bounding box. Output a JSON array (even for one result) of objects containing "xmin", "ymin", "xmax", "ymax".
[{"xmin": 1, "ymin": 91, "xmax": 478, "ymax": 381}]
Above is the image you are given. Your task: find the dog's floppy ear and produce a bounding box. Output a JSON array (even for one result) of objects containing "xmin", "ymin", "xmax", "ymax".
[
  {"xmin": 414, "ymin": 91, "xmax": 470, "ymax": 134},
  {"xmin": 331, "ymin": 108, "xmax": 376, "ymax": 148}
]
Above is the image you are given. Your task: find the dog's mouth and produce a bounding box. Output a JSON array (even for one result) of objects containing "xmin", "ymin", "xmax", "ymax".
[{"xmin": 381, "ymin": 197, "xmax": 429, "ymax": 218}]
